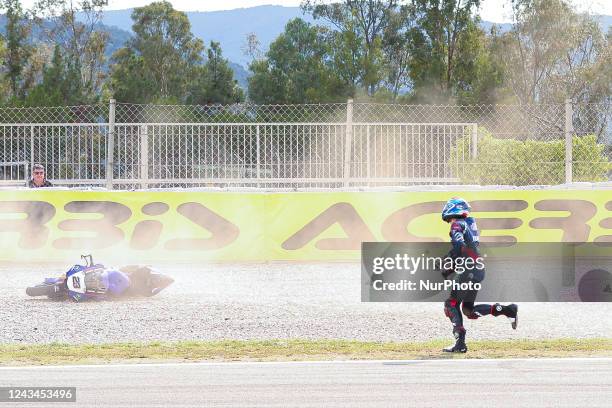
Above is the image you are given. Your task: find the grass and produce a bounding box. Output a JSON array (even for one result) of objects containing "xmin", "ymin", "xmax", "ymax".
[{"xmin": 1, "ymin": 338, "xmax": 611, "ymax": 366}]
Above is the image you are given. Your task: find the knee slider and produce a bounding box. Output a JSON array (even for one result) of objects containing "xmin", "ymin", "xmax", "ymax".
[{"xmin": 462, "ymin": 304, "xmax": 479, "ymax": 319}]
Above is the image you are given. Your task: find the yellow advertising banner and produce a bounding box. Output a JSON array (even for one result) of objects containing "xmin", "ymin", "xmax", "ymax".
[{"xmin": 0, "ymin": 189, "xmax": 610, "ymax": 262}]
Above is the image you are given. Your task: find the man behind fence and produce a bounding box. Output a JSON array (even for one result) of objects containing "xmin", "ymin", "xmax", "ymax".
[{"xmin": 28, "ymin": 164, "xmax": 53, "ymax": 188}]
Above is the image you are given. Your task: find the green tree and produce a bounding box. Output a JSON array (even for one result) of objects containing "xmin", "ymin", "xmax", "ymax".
[
  {"xmin": 33, "ymin": 0, "xmax": 109, "ymax": 103},
  {"xmin": 451, "ymin": 24, "xmax": 507, "ymax": 104},
  {"xmin": 1, "ymin": 0, "xmax": 34, "ymax": 101},
  {"xmin": 248, "ymin": 18, "xmax": 350, "ymax": 104},
  {"xmin": 302, "ymin": 0, "xmax": 396, "ymax": 96},
  {"xmin": 108, "ymin": 48, "xmax": 155, "ymax": 103},
  {"xmin": 109, "ymin": 1, "xmax": 204, "ymax": 103},
  {"xmin": 380, "ymin": 5, "xmax": 414, "ymax": 100},
  {"xmin": 326, "ymin": 20, "xmax": 366, "ymax": 94},
  {"xmin": 0, "ymin": 37, "xmax": 8, "ymax": 98},
  {"xmin": 25, "ymin": 45, "xmax": 84, "ymax": 106},
  {"xmin": 188, "ymin": 42, "xmax": 244, "ymax": 105},
  {"xmin": 498, "ymin": 0, "xmax": 611, "ymax": 104},
  {"xmin": 406, "ymin": 0, "xmax": 483, "ymax": 102},
  {"xmin": 248, "ymin": 58, "xmax": 285, "ymax": 104}
]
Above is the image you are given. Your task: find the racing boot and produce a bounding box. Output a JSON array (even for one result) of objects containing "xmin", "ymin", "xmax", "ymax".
[
  {"xmin": 492, "ymin": 303, "xmax": 518, "ymax": 330},
  {"xmin": 443, "ymin": 327, "xmax": 467, "ymax": 353}
]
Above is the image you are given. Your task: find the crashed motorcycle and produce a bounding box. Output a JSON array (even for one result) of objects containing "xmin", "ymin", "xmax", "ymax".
[{"xmin": 26, "ymin": 255, "xmax": 174, "ymax": 301}]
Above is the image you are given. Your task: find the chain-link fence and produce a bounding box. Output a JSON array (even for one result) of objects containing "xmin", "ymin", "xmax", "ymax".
[{"xmin": 0, "ymin": 100, "xmax": 610, "ymax": 189}]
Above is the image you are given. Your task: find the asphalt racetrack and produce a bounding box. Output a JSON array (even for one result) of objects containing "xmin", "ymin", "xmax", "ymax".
[
  {"xmin": 1, "ymin": 358, "xmax": 611, "ymax": 407},
  {"xmin": 2, "ymin": 263, "xmax": 611, "ymax": 344}
]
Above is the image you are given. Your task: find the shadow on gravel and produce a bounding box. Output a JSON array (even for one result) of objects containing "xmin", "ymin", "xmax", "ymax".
[
  {"xmin": 23, "ymin": 297, "xmax": 163, "ymax": 303},
  {"xmin": 24, "ymin": 298, "xmax": 68, "ymax": 303}
]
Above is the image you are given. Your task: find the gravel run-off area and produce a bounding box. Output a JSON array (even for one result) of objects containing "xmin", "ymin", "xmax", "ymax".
[{"xmin": 2, "ymin": 262, "xmax": 611, "ymax": 344}]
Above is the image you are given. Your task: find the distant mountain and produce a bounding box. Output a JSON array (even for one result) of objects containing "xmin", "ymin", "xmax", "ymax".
[
  {"xmin": 0, "ymin": 16, "xmax": 131, "ymax": 63},
  {"xmin": 479, "ymin": 13, "xmax": 612, "ymax": 34},
  {"xmin": 594, "ymin": 14, "xmax": 612, "ymax": 32},
  {"xmin": 229, "ymin": 62, "xmax": 249, "ymax": 90},
  {"xmin": 102, "ymin": 24, "xmax": 133, "ymax": 59},
  {"xmin": 479, "ymin": 21, "xmax": 512, "ymax": 33}
]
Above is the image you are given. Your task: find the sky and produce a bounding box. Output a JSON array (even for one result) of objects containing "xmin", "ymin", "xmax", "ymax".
[{"xmin": 18, "ymin": 0, "xmax": 612, "ymax": 23}]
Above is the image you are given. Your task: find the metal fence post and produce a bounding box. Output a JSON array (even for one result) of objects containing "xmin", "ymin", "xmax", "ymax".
[
  {"xmin": 256, "ymin": 124, "xmax": 261, "ymax": 187},
  {"xmin": 30, "ymin": 125, "xmax": 35, "ymax": 169},
  {"xmin": 366, "ymin": 124, "xmax": 371, "ymax": 182},
  {"xmin": 565, "ymin": 98, "xmax": 573, "ymax": 184},
  {"xmin": 471, "ymin": 123, "xmax": 478, "ymax": 159},
  {"xmin": 106, "ymin": 99, "xmax": 116, "ymax": 189},
  {"xmin": 140, "ymin": 124, "xmax": 149, "ymax": 189},
  {"xmin": 343, "ymin": 99, "xmax": 354, "ymax": 187}
]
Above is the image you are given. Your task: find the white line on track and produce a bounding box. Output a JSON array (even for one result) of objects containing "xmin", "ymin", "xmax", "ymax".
[{"xmin": 1, "ymin": 356, "xmax": 611, "ymax": 370}]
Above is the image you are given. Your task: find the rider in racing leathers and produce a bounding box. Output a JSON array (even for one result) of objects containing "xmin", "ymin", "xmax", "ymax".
[{"xmin": 441, "ymin": 197, "xmax": 518, "ymax": 353}]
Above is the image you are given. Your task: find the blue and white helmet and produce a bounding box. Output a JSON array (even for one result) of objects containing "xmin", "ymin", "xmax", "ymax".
[{"xmin": 441, "ymin": 197, "xmax": 471, "ymax": 221}]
